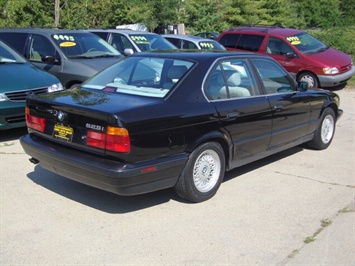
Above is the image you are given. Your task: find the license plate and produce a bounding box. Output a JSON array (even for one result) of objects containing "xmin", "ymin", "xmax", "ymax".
[{"xmin": 53, "ymin": 124, "xmax": 73, "ymax": 142}]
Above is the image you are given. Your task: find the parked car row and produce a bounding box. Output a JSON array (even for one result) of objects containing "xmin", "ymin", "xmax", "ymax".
[{"xmin": 1, "ymin": 26, "xmax": 353, "ymax": 90}]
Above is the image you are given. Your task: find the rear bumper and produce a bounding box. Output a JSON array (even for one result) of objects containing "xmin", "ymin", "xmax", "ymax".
[{"xmin": 20, "ymin": 134, "xmax": 188, "ymax": 196}]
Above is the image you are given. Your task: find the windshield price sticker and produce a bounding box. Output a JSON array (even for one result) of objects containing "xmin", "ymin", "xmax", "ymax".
[
  {"xmin": 59, "ymin": 42, "xmax": 76, "ymax": 47},
  {"xmin": 286, "ymin": 36, "xmax": 301, "ymax": 45},
  {"xmin": 200, "ymin": 42, "xmax": 215, "ymax": 49},
  {"xmin": 53, "ymin": 124, "xmax": 73, "ymax": 142},
  {"xmin": 130, "ymin": 36, "xmax": 149, "ymax": 44},
  {"xmin": 53, "ymin": 34, "xmax": 75, "ymax": 41}
]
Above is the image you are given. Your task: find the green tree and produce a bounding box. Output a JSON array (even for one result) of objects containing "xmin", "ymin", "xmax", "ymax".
[
  {"xmin": 294, "ymin": 0, "xmax": 342, "ymax": 28},
  {"xmin": 181, "ymin": 0, "xmax": 232, "ymax": 34},
  {"xmin": 0, "ymin": 0, "xmax": 53, "ymax": 27}
]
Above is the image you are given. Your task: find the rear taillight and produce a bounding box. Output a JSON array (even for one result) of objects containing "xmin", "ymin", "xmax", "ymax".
[
  {"xmin": 25, "ymin": 107, "xmax": 46, "ymax": 132},
  {"xmin": 87, "ymin": 126, "xmax": 130, "ymax": 153}
]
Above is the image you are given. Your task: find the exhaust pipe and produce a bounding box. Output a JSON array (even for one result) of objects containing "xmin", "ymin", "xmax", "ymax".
[{"xmin": 29, "ymin": 157, "xmax": 39, "ymax": 164}]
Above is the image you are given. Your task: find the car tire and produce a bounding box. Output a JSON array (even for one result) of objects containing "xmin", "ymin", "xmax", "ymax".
[
  {"xmin": 298, "ymin": 72, "xmax": 319, "ymax": 88},
  {"xmin": 174, "ymin": 142, "xmax": 225, "ymax": 203},
  {"xmin": 307, "ymin": 108, "xmax": 336, "ymax": 150}
]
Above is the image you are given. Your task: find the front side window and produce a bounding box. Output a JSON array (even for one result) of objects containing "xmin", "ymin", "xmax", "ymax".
[
  {"xmin": 84, "ymin": 56, "xmax": 194, "ymax": 98},
  {"xmin": 182, "ymin": 40, "xmax": 198, "ymax": 49},
  {"xmin": 252, "ymin": 58, "xmax": 296, "ymax": 94},
  {"xmin": 30, "ymin": 34, "xmax": 56, "ymax": 61},
  {"xmin": 205, "ymin": 59, "xmax": 257, "ymax": 100},
  {"xmin": 266, "ymin": 37, "xmax": 294, "ymax": 56},
  {"xmin": 110, "ymin": 33, "xmax": 135, "ymax": 53}
]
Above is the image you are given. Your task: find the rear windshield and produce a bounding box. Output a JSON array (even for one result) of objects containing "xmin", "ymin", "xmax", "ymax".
[
  {"xmin": 84, "ymin": 56, "xmax": 194, "ymax": 98},
  {"xmin": 51, "ymin": 33, "xmax": 121, "ymax": 58}
]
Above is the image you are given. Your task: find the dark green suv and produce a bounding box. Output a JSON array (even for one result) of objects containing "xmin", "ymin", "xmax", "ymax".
[{"xmin": 0, "ymin": 28, "xmax": 123, "ymax": 89}]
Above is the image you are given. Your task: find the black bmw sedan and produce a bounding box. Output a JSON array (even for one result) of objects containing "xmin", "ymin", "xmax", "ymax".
[{"xmin": 20, "ymin": 51, "xmax": 342, "ymax": 203}]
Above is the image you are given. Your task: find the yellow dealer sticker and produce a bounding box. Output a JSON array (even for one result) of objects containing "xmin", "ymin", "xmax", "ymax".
[
  {"xmin": 286, "ymin": 36, "xmax": 301, "ymax": 45},
  {"xmin": 131, "ymin": 36, "xmax": 149, "ymax": 44},
  {"xmin": 200, "ymin": 43, "xmax": 214, "ymax": 49},
  {"xmin": 60, "ymin": 42, "xmax": 76, "ymax": 47}
]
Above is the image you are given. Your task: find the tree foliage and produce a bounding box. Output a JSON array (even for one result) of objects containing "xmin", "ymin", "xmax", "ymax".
[{"xmin": 0, "ymin": 0, "xmax": 353, "ymax": 31}]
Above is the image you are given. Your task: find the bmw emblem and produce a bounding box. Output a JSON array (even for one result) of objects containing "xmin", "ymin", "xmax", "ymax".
[{"xmin": 57, "ymin": 111, "xmax": 65, "ymax": 122}]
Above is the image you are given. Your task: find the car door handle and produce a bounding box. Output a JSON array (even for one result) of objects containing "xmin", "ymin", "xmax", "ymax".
[
  {"xmin": 226, "ymin": 112, "xmax": 240, "ymax": 120},
  {"xmin": 274, "ymin": 105, "xmax": 283, "ymax": 112}
]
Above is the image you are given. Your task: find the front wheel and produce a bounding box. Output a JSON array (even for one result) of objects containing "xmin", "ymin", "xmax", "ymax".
[
  {"xmin": 174, "ymin": 142, "xmax": 225, "ymax": 203},
  {"xmin": 298, "ymin": 72, "xmax": 319, "ymax": 88},
  {"xmin": 307, "ymin": 108, "xmax": 336, "ymax": 150}
]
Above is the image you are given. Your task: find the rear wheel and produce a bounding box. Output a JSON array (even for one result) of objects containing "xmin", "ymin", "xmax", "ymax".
[
  {"xmin": 174, "ymin": 142, "xmax": 225, "ymax": 203},
  {"xmin": 307, "ymin": 108, "xmax": 336, "ymax": 150},
  {"xmin": 298, "ymin": 72, "xmax": 319, "ymax": 88}
]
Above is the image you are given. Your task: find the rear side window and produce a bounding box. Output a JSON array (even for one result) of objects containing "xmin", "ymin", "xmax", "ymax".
[
  {"xmin": 0, "ymin": 32, "xmax": 28, "ymax": 55},
  {"xmin": 237, "ymin": 34, "xmax": 264, "ymax": 52},
  {"xmin": 218, "ymin": 33, "xmax": 241, "ymax": 49}
]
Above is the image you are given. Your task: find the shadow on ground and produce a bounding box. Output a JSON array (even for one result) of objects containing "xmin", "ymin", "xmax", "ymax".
[
  {"xmin": 26, "ymin": 146, "xmax": 304, "ymax": 213},
  {"xmin": 0, "ymin": 127, "xmax": 28, "ymax": 142}
]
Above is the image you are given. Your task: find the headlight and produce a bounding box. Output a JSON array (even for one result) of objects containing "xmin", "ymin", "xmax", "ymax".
[
  {"xmin": 323, "ymin": 67, "xmax": 339, "ymax": 74},
  {"xmin": 48, "ymin": 83, "xmax": 64, "ymax": 93},
  {"xmin": 0, "ymin": 93, "xmax": 9, "ymax": 102}
]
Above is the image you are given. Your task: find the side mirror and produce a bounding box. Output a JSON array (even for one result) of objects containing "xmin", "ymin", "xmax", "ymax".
[
  {"xmin": 298, "ymin": 81, "xmax": 309, "ymax": 92},
  {"xmin": 123, "ymin": 48, "xmax": 134, "ymax": 56},
  {"xmin": 286, "ymin": 52, "xmax": 297, "ymax": 58},
  {"xmin": 42, "ymin": 55, "xmax": 60, "ymax": 65}
]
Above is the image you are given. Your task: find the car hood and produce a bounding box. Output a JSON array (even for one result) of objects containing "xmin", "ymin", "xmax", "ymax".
[
  {"xmin": 70, "ymin": 56, "xmax": 122, "ymax": 71},
  {"xmin": 306, "ymin": 47, "xmax": 351, "ymax": 68},
  {"xmin": 0, "ymin": 63, "xmax": 60, "ymax": 92}
]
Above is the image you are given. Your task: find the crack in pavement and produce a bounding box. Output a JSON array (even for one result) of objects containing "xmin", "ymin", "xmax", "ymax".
[{"xmin": 275, "ymin": 171, "xmax": 355, "ymax": 189}]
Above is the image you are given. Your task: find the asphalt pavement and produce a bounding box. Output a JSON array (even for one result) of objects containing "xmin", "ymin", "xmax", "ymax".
[{"xmin": 0, "ymin": 88, "xmax": 354, "ymax": 265}]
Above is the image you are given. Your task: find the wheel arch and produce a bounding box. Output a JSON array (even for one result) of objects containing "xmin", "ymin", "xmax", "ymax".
[
  {"xmin": 296, "ymin": 70, "xmax": 320, "ymax": 86},
  {"xmin": 185, "ymin": 131, "xmax": 232, "ymax": 170}
]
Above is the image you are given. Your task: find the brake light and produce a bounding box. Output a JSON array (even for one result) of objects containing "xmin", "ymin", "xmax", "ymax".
[
  {"xmin": 86, "ymin": 126, "xmax": 130, "ymax": 153},
  {"xmin": 25, "ymin": 107, "xmax": 46, "ymax": 132}
]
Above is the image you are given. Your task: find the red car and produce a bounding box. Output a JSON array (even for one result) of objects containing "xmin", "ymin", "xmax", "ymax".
[{"xmin": 217, "ymin": 26, "xmax": 355, "ymax": 88}]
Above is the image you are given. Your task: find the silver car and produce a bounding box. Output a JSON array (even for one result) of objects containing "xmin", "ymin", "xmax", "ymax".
[
  {"xmin": 162, "ymin": 34, "xmax": 226, "ymax": 50},
  {"xmin": 88, "ymin": 29, "xmax": 177, "ymax": 56}
]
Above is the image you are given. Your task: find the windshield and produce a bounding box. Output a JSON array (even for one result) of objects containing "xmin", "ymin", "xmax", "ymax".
[
  {"xmin": 198, "ymin": 41, "xmax": 226, "ymax": 50},
  {"xmin": 286, "ymin": 32, "xmax": 329, "ymax": 55},
  {"xmin": 84, "ymin": 56, "xmax": 194, "ymax": 98},
  {"xmin": 0, "ymin": 40, "xmax": 27, "ymax": 63},
  {"xmin": 51, "ymin": 33, "xmax": 121, "ymax": 58},
  {"xmin": 129, "ymin": 34, "xmax": 177, "ymax": 51}
]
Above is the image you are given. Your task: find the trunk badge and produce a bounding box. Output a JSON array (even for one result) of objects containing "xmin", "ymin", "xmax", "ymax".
[{"xmin": 57, "ymin": 111, "xmax": 65, "ymax": 122}]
